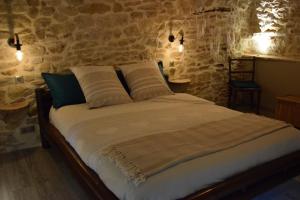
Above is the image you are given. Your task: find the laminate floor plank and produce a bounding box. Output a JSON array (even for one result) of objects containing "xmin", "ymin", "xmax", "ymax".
[{"xmin": 0, "ymin": 148, "xmax": 91, "ymax": 200}]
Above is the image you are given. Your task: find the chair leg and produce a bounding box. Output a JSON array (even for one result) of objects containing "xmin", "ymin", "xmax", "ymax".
[
  {"xmin": 250, "ymin": 91, "xmax": 254, "ymax": 109},
  {"xmin": 233, "ymin": 90, "xmax": 237, "ymax": 109},
  {"xmin": 228, "ymin": 87, "xmax": 232, "ymax": 108},
  {"xmin": 256, "ymin": 90, "xmax": 261, "ymax": 114}
]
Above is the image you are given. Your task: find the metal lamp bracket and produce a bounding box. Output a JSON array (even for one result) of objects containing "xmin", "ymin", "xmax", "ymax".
[{"xmin": 8, "ymin": 33, "xmax": 22, "ymax": 50}]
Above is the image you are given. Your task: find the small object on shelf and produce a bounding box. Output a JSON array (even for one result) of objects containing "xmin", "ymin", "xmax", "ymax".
[
  {"xmin": 0, "ymin": 100, "xmax": 29, "ymax": 112},
  {"xmin": 275, "ymin": 96, "xmax": 300, "ymax": 128}
]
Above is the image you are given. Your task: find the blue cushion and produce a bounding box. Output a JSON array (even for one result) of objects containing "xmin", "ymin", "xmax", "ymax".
[
  {"xmin": 230, "ymin": 80, "xmax": 260, "ymax": 89},
  {"xmin": 42, "ymin": 73, "xmax": 86, "ymax": 109}
]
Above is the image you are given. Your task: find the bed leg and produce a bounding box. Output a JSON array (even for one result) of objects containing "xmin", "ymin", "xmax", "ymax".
[
  {"xmin": 40, "ymin": 130, "xmax": 51, "ymax": 149},
  {"xmin": 41, "ymin": 136, "xmax": 51, "ymax": 149}
]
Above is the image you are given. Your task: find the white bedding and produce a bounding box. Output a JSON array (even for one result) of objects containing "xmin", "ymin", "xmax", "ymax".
[{"xmin": 50, "ymin": 93, "xmax": 300, "ymax": 200}]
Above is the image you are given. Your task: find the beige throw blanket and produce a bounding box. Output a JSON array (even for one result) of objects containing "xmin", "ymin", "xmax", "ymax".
[{"xmin": 102, "ymin": 114, "xmax": 290, "ymax": 185}]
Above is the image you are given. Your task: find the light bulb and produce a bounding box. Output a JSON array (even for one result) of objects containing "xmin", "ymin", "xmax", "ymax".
[
  {"xmin": 178, "ymin": 44, "xmax": 184, "ymax": 52},
  {"xmin": 16, "ymin": 50, "xmax": 23, "ymax": 62}
]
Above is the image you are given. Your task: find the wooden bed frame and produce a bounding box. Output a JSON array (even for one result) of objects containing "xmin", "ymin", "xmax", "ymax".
[{"xmin": 35, "ymin": 88, "xmax": 300, "ymax": 200}]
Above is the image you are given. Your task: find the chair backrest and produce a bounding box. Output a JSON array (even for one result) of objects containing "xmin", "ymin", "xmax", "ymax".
[{"xmin": 228, "ymin": 57, "xmax": 256, "ymax": 82}]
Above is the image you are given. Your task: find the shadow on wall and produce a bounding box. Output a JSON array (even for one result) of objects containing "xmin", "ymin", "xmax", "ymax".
[
  {"xmin": 4, "ymin": 0, "xmax": 15, "ymax": 38},
  {"xmin": 255, "ymin": 59, "xmax": 300, "ymax": 114}
]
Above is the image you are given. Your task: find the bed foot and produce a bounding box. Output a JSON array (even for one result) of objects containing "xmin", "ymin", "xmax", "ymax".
[
  {"xmin": 41, "ymin": 134, "xmax": 51, "ymax": 149},
  {"xmin": 41, "ymin": 139, "xmax": 51, "ymax": 149}
]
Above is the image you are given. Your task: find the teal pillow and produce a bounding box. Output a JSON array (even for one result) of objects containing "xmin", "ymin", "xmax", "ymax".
[{"xmin": 42, "ymin": 73, "xmax": 86, "ymax": 109}]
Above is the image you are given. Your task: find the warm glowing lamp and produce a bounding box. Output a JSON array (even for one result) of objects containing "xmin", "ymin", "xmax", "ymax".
[
  {"xmin": 8, "ymin": 33, "xmax": 23, "ymax": 62},
  {"xmin": 178, "ymin": 44, "xmax": 184, "ymax": 53},
  {"xmin": 16, "ymin": 49, "xmax": 23, "ymax": 62},
  {"xmin": 252, "ymin": 32, "xmax": 274, "ymax": 54},
  {"xmin": 178, "ymin": 34, "xmax": 184, "ymax": 53}
]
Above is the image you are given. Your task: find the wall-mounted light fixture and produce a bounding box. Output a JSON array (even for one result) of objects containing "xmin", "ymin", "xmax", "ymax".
[
  {"xmin": 178, "ymin": 32, "xmax": 184, "ymax": 53},
  {"xmin": 168, "ymin": 33, "xmax": 175, "ymax": 43},
  {"xmin": 168, "ymin": 30, "xmax": 185, "ymax": 53},
  {"xmin": 8, "ymin": 33, "xmax": 23, "ymax": 62}
]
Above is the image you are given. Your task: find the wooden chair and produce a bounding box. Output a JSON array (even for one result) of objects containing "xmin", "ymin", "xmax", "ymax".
[{"xmin": 228, "ymin": 57, "xmax": 261, "ymax": 114}]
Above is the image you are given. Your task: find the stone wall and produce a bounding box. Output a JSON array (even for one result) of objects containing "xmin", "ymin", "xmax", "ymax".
[
  {"xmin": 0, "ymin": 0, "xmax": 299, "ymax": 153},
  {"xmin": 240, "ymin": 0, "xmax": 300, "ymax": 58}
]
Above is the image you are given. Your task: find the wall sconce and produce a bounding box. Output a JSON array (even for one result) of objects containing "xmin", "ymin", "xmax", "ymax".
[
  {"xmin": 178, "ymin": 32, "xmax": 184, "ymax": 53},
  {"xmin": 168, "ymin": 31, "xmax": 185, "ymax": 53},
  {"xmin": 168, "ymin": 33, "xmax": 175, "ymax": 43},
  {"xmin": 8, "ymin": 33, "xmax": 23, "ymax": 62}
]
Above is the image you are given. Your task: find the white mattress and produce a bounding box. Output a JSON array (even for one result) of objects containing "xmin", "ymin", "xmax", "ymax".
[{"xmin": 50, "ymin": 93, "xmax": 300, "ymax": 200}]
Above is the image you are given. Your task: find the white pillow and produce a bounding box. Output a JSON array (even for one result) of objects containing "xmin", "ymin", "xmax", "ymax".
[
  {"xmin": 119, "ymin": 61, "xmax": 173, "ymax": 101},
  {"xmin": 71, "ymin": 66, "xmax": 132, "ymax": 108}
]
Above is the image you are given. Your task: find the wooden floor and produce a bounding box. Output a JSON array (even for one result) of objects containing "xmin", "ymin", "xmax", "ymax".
[
  {"xmin": 1, "ymin": 147, "xmax": 300, "ymax": 200},
  {"xmin": 0, "ymin": 147, "xmax": 91, "ymax": 200}
]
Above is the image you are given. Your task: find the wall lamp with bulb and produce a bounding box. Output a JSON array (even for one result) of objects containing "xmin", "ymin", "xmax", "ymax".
[
  {"xmin": 168, "ymin": 31, "xmax": 184, "ymax": 53},
  {"xmin": 8, "ymin": 33, "xmax": 23, "ymax": 62}
]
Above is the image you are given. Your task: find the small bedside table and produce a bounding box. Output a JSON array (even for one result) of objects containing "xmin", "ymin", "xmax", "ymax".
[
  {"xmin": 0, "ymin": 100, "xmax": 29, "ymax": 112},
  {"xmin": 167, "ymin": 78, "xmax": 191, "ymax": 93},
  {"xmin": 275, "ymin": 96, "xmax": 300, "ymax": 128},
  {"xmin": 0, "ymin": 100, "xmax": 29, "ymax": 122}
]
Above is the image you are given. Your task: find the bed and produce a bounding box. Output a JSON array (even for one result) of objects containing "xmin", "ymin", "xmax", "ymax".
[{"xmin": 35, "ymin": 88, "xmax": 300, "ymax": 200}]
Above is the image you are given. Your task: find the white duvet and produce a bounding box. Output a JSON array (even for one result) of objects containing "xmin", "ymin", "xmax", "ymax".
[{"xmin": 50, "ymin": 93, "xmax": 300, "ymax": 200}]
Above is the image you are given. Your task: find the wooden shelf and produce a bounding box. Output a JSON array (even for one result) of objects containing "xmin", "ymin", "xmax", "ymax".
[
  {"xmin": 168, "ymin": 78, "xmax": 191, "ymax": 84},
  {"xmin": 193, "ymin": 7, "xmax": 232, "ymax": 15},
  {"xmin": 0, "ymin": 100, "xmax": 29, "ymax": 112},
  {"xmin": 242, "ymin": 54, "xmax": 300, "ymax": 63}
]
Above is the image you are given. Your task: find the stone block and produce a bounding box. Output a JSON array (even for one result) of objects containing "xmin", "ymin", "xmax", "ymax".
[
  {"xmin": 79, "ymin": 3, "xmax": 111, "ymax": 15},
  {"xmin": 34, "ymin": 17, "xmax": 52, "ymax": 28},
  {"xmin": 40, "ymin": 6, "xmax": 55, "ymax": 16},
  {"xmin": 28, "ymin": 7, "xmax": 39, "ymax": 18},
  {"xmin": 1, "ymin": 68, "xmax": 18, "ymax": 76},
  {"xmin": 113, "ymin": 3, "xmax": 123, "ymax": 12},
  {"xmin": 26, "ymin": 0, "xmax": 39, "ymax": 6}
]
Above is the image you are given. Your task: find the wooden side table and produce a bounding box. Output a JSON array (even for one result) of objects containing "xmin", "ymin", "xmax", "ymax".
[
  {"xmin": 275, "ymin": 96, "xmax": 300, "ymax": 128},
  {"xmin": 167, "ymin": 78, "xmax": 191, "ymax": 93},
  {"xmin": 0, "ymin": 100, "xmax": 29, "ymax": 123},
  {"xmin": 0, "ymin": 100, "xmax": 29, "ymax": 112}
]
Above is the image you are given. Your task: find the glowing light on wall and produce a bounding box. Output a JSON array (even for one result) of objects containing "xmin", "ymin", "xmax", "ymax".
[
  {"xmin": 252, "ymin": 0, "xmax": 289, "ymax": 54},
  {"xmin": 252, "ymin": 32, "xmax": 274, "ymax": 54},
  {"xmin": 8, "ymin": 33, "xmax": 23, "ymax": 62},
  {"xmin": 178, "ymin": 34, "xmax": 184, "ymax": 53},
  {"xmin": 16, "ymin": 50, "xmax": 23, "ymax": 62}
]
